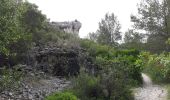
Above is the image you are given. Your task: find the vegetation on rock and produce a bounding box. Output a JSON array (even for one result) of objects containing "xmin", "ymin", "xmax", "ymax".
[{"xmin": 1, "ymin": 0, "xmax": 170, "ymax": 99}]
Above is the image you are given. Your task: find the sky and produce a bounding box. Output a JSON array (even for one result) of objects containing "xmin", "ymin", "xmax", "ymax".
[{"xmin": 28, "ymin": 0, "xmax": 140, "ymax": 38}]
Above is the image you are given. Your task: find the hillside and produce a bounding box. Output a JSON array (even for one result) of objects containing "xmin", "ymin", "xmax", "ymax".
[{"xmin": 1, "ymin": 0, "xmax": 170, "ymax": 100}]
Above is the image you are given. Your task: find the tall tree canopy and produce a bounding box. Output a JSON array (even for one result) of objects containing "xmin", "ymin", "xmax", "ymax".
[
  {"xmin": 122, "ymin": 29, "xmax": 145, "ymax": 50},
  {"xmin": 131, "ymin": 0, "xmax": 170, "ymax": 52},
  {"xmin": 0, "ymin": 0, "xmax": 24, "ymax": 54},
  {"xmin": 19, "ymin": 2, "xmax": 47, "ymax": 44},
  {"xmin": 124, "ymin": 29, "xmax": 144, "ymax": 43},
  {"xmin": 0, "ymin": 0, "xmax": 47, "ymax": 55},
  {"xmin": 97, "ymin": 13, "xmax": 122, "ymax": 46}
]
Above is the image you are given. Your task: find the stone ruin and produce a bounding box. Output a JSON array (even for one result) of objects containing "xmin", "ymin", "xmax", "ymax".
[{"xmin": 50, "ymin": 20, "xmax": 82, "ymax": 36}]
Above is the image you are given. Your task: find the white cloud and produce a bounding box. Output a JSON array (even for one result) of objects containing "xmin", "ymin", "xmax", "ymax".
[{"xmin": 28, "ymin": 0, "xmax": 140, "ymax": 38}]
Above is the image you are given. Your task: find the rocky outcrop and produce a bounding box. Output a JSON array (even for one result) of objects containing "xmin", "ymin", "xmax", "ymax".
[
  {"xmin": 50, "ymin": 20, "xmax": 82, "ymax": 36},
  {"xmin": 28, "ymin": 43, "xmax": 80, "ymax": 76},
  {"xmin": 27, "ymin": 42, "xmax": 99, "ymax": 76}
]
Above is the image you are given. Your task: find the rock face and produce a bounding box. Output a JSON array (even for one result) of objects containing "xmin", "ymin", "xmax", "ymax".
[
  {"xmin": 50, "ymin": 20, "xmax": 82, "ymax": 36},
  {"xmin": 28, "ymin": 43, "xmax": 80, "ymax": 77},
  {"xmin": 27, "ymin": 42, "xmax": 98, "ymax": 77}
]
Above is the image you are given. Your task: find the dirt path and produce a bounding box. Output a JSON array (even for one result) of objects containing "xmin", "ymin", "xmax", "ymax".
[{"xmin": 134, "ymin": 73, "xmax": 167, "ymax": 100}]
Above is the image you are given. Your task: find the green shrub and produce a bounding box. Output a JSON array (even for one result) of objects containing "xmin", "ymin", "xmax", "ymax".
[
  {"xmin": 100, "ymin": 68, "xmax": 134, "ymax": 100},
  {"xmin": 139, "ymin": 52, "xmax": 170, "ymax": 83},
  {"xmin": 0, "ymin": 65, "xmax": 23, "ymax": 92},
  {"xmin": 95, "ymin": 52, "xmax": 142, "ymax": 85},
  {"xmin": 45, "ymin": 92, "xmax": 78, "ymax": 100},
  {"xmin": 77, "ymin": 39, "xmax": 142, "ymax": 99},
  {"xmin": 71, "ymin": 71, "xmax": 134, "ymax": 100},
  {"xmin": 80, "ymin": 39, "xmax": 143, "ymax": 85},
  {"xmin": 114, "ymin": 49, "xmax": 140, "ymax": 57},
  {"xmin": 71, "ymin": 72, "xmax": 103, "ymax": 100},
  {"xmin": 80, "ymin": 39, "xmax": 115, "ymax": 58}
]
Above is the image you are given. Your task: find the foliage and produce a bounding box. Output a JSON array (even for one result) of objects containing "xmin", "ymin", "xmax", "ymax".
[
  {"xmin": 45, "ymin": 92, "xmax": 78, "ymax": 100},
  {"xmin": 97, "ymin": 13, "xmax": 121, "ymax": 46},
  {"xmin": 139, "ymin": 52, "xmax": 170, "ymax": 83},
  {"xmin": 124, "ymin": 29, "xmax": 144, "ymax": 43},
  {"xmin": 0, "ymin": 0, "xmax": 47, "ymax": 64},
  {"xmin": 165, "ymin": 84, "xmax": 170, "ymax": 99},
  {"xmin": 99, "ymin": 68, "xmax": 134, "ymax": 100},
  {"xmin": 52, "ymin": 54, "xmax": 80, "ymax": 77},
  {"xmin": 0, "ymin": 65, "xmax": 23, "ymax": 92},
  {"xmin": 87, "ymin": 13, "xmax": 121, "ymax": 47},
  {"xmin": 146, "ymin": 35, "xmax": 168, "ymax": 53},
  {"xmin": 0, "ymin": 0, "xmax": 78, "ymax": 65},
  {"xmin": 0, "ymin": 0, "xmax": 162, "ymax": 99},
  {"xmin": 122, "ymin": 29, "xmax": 146, "ymax": 50},
  {"xmin": 20, "ymin": 2, "xmax": 46, "ymax": 34},
  {"xmin": 76, "ymin": 39, "xmax": 144, "ymax": 99},
  {"xmin": 71, "ymin": 72, "xmax": 103, "ymax": 100},
  {"xmin": 19, "ymin": 2, "xmax": 48, "ymax": 46},
  {"xmin": 80, "ymin": 39, "xmax": 115, "ymax": 58},
  {"xmin": 80, "ymin": 39, "xmax": 143, "ymax": 85},
  {"xmin": 71, "ymin": 71, "xmax": 134, "ymax": 100},
  {"xmin": 131, "ymin": 0, "xmax": 164, "ymax": 34},
  {"xmin": 131, "ymin": 0, "xmax": 170, "ymax": 52},
  {"xmin": 0, "ymin": 0, "xmax": 26, "ymax": 55},
  {"xmin": 88, "ymin": 32, "xmax": 98, "ymax": 42}
]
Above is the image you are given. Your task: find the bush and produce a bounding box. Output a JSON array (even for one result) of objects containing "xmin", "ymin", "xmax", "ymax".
[
  {"xmin": 76, "ymin": 39, "xmax": 143, "ymax": 99},
  {"xmin": 0, "ymin": 65, "xmax": 23, "ymax": 92},
  {"xmin": 71, "ymin": 71, "xmax": 134, "ymax": 100},
  {"xmin": 114, "ymin": 49, "xmax": 140, "ymax": 57},
  {"xmin": 99, "ymin": 68, "xmax": 134, "ymax": 100},
  {"xmin": 80, "ymin": 39, "xmax": 115, "ymax": 58},
  {"xmin": 94, "ymin": 50, "xmax": 142, "ymax": 85},
  {"xmin": 45, "ymin": 92, "xmax": 78, "ymax": 100},
  {"xmin": 71, "ymin": 72, "xmax": 103, "ymax": 100},
  {"xmin": 80, "ymin": 39, "xmax": 143, "ymax": 84},
  {"xmin": 140, "ymin": 52, "xmax": 170, "ymax": 83}
]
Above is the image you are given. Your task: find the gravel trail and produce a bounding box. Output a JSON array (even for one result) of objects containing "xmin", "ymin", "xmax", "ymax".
[{"xmin": 134, "ymin": 73, "xmax": 167, "ymax": 100}]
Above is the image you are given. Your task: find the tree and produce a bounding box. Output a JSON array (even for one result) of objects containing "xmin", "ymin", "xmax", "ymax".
[
  {"xmin": 131, "ymin": 0, "xmax": 170, "ymax": 52},
  {"xmin": 124, "ymin": 29, "xmax": 144, "ymax": 43},
  {"xmin": 10, "ymin": 2, "xmax": 48, "ymax": 64},
  {"xmin": 88, "ymin": 32, "xmax": 98, "ymax": 42},
  {"xmin": 19, "ymin": 2, "xmax": 47, "ymax": 43},
  {"xmin": 0, "ymin": 0, "xmax": 25, "ymax": 55},
  {"xmin": 122, "ymin": 29, "xmax": 145, "ymax": 50},
  {"xmin": 97, "ymin": 13, "xmax": 122, "ymax": 46},
  {"xmin": 0, "ymin": 0, "xmax": 47, "ymax": 65}
]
